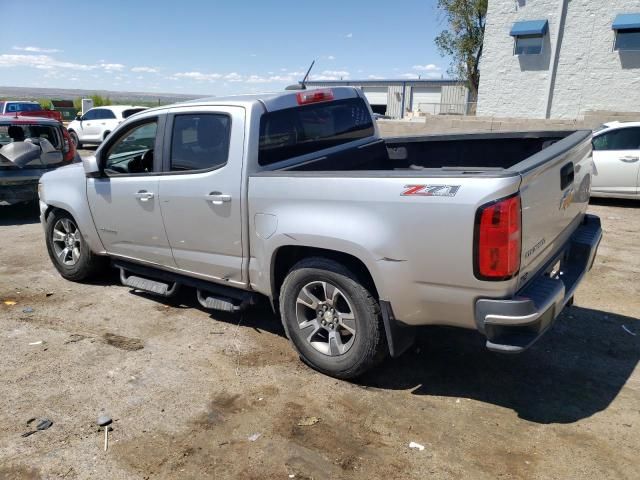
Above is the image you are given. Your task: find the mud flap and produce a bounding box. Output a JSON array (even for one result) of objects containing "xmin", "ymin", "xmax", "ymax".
[{"xmin": 380, "ymin": 301, "xmax": 415, "ymax": 358}]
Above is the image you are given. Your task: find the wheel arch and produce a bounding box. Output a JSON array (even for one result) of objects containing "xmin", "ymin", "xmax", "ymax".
[{"xmin": 271, "ymin": 245, "xmax": 380, "ymax": 311}]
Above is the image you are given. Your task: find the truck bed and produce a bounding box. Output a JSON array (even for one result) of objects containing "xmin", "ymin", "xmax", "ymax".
[
  {"xmin": 282, "ymin": 131, "xmax": 581, "ymax": 173},
  {"xmin": 251, "ymin": 129, "xmax": 594, "ymax": 330}
]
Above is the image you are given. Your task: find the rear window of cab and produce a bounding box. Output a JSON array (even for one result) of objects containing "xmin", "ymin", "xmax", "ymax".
[
  {"xmin": 0, "ymin": 124, "xmax": 61, "ymax": 148},
  {"xmin": 258, "ymin": 97, "xmax": 374, "ymax": 166}
]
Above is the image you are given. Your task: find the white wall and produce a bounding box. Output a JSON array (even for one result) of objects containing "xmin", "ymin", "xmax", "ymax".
[{"xmin": 477, "ymin": 0, "xmax": 640, "ymax": 119}]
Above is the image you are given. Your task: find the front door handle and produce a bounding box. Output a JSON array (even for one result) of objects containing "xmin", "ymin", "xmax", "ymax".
[
  {"xmin": 205, "ymin": 192, "xmax": 232, "ymax": 205},
  {"xmin": 134, "ymin": 190, "xmax": 154, "ymax": 201},
  {"xmin": 620, "ymin": 156, "xmax": 639, "ymax": 163}
]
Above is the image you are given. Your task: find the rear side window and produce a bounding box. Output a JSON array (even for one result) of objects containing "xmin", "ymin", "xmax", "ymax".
[
  {"xmin": 170, "ymin": 114, "xmax": 231, "ymax": 171},
  {"xmin": 593, "ymin": 127, "xmax": 640, "ymax": 151},
  {"xmin": 123, "ymin": 108, "xmax": 146, "ymax": 119},
  {"xmin": 258, "ymin": 98, "xmax": 374, "ymax": 166}
]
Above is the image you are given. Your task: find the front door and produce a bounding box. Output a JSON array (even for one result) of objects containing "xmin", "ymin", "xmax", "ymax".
[
  {"xmin": 592, "ymin": 127, "xmax": 640, "ymax": 196},
  {"xmin": 87, "ymin": 114, "xmax": 176, "ymax": 266},
  {"xmin": 157, "ymin": 106, "xmax": 245, "ymax": 285}
]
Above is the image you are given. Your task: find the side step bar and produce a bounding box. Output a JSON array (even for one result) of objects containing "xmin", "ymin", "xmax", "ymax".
[
  {"xmin": 120, "ymin": 268, "xmax": 179, "ymax": 297},
  {"xmin": 196, "ymin": 290, "xmax": 243, "ymax": 312},
  {"xmin": 113, "ymin": 260, "xmax": 260, "ymax": 313}
]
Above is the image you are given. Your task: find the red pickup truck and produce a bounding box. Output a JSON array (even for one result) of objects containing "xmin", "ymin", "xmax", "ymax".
[{"xmin": 0, "ymin": 101, "xmax": 63, "ymax": 122}]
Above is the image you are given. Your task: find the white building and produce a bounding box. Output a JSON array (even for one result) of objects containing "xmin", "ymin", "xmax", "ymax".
[
  {"xmin": 304, "ymin": 80, "xmax": 469, "ymax": 119},
  {"xmin": 477, "ymin": 0, "xmax": 640, "ymax": 119}
]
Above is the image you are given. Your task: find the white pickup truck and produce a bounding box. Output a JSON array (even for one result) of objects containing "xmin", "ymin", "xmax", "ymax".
[{"xmin": 38, "ymin": 87, "xmax": 602, "ymax": 379}]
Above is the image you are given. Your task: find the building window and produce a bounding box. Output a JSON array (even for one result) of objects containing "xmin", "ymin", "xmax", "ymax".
[
  {"xmin": 613, "ymin": 14, "xmax": 640, "ymax": 51},
  {"xmin": 510, "ymin": 20, "xmax": 548, "ymax": 56},
  {"xmin": 515, "ymin": 35, "xmax": 544, "ymax": 55}
]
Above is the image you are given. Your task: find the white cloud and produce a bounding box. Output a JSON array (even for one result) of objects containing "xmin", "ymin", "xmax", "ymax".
[
  {"xmin": 13, "ymin": 46, "xmax": 61, "ymax": 53},
  {"xmin": 412, "ymin": 64, "xmax": 440, "ymax": 71},
  {"xmin": 171, "ymin": 71, "xmax": 222, "ymax": 81},
  {"xmin": 99, "ymin": 63, "xmax": 125, "ymax": 72},
  {"xmin": 250, "ymin": 53, "xmax": 257, "ymax": 57},
  {"xmin": 0, "ymin": 54, "xmax": 129, "ymax": 75},
  {"xmin": 346, "ymin": 33, "xmax": 353, "ymax": 38},
  {"xmin": 224, "ymin": 72, "xmax": 244, "ymax": 82},
  {"xmin": 327, "ymin": 55, "xmax": 336, "ymax": 60},
  {"xmin": 400, "ymin": 73, "xmax": 419, "ymax": 79},
  {"xmin": 131, "ymin": 66, "xmax": 158, "ymax": 73},
  {"xmin": 368, "ymin": 74, "xmax": 384, "ymax": 80},
  {"xmin": 310, "ymin": 70, "xmax": 350, "ymax": 81}
]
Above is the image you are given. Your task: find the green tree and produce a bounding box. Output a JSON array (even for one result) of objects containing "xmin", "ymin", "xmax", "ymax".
[
  {"xmin": 36, "ymin": 98, "xmax": 52, "ymax": 110},
  {"xmin": 435, "ymin": 0, "xmax": 488, "ymax": 103}
]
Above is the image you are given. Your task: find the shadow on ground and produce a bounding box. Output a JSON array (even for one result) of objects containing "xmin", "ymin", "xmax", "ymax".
[
  {"xmin": 118, "ymin": 269, "xmax": 638, "ymax": 425},
  {"xmin": 0, "ymin": 202, "xmax": 40, "ymax": 226},
  {"xmin": 360, "ymin": 306, "xmax": 639, "ymax": 424},
  {"xmin": 590, "ymin": 197, "xmax": 639, "ymax": 209}
]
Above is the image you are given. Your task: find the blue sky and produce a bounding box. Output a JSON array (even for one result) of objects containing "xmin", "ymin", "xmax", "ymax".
[{"xmin": 1, "ymin": 0, "xmax": 450, "ymax": 95}]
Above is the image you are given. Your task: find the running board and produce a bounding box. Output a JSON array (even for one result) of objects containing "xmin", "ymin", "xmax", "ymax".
[{"xmin": 120, "ymin": 268, "xmax": 179, "ymax": 297}]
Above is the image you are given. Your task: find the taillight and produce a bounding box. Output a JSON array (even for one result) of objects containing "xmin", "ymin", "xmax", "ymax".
[
  {"xmin": 474, "ymin": 194, "xmax": 521, "ymax": 280},
  {"xmin": 296, "ymin": 89, "xmax": 334, "ymax": 105}
]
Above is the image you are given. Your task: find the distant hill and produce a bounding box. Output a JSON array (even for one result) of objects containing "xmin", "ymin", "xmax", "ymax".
[{"xmin": 0, "ymin": 86, "xmax": 203, "ymax": 105}]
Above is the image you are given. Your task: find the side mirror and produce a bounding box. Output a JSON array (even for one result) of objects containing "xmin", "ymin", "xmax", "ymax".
[
  {"xmin": 75, "ymin": 114, "xmax": 82, "ymax": 121},
  {"xmin": 82, "ymin": 155, "xmax": 101, "ymax": 178}
]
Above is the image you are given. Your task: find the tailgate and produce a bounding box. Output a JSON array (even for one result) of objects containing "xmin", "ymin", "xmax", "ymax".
[{"xmin": 515, "ymin": 130, "xmax": 594, "ymax": 287}]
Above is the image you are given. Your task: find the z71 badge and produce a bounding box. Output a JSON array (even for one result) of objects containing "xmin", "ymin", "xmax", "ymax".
[{"xmin": 401, "ymin": 184, "xmax": 461, "ymax": 197}]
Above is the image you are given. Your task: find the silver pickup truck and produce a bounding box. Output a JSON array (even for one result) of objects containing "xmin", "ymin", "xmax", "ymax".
[{"xmin": 38, "ymin": 87, "xmax": 602, "ymax": 379}]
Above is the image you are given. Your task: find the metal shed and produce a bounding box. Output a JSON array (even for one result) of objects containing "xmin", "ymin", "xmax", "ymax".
[{"xmin": 304, "ymin": 79, "xmax": 469, "ymax": 119}]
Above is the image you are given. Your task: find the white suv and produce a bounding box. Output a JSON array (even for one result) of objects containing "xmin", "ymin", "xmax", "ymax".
[{"xmin": 67, "ymin": 106, "xmax": 147, "ymax": 147}]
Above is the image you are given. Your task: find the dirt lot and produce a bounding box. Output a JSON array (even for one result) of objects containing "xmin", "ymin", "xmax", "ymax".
[{"xmin": 0, "ymin": 198, "xmax": 638, "ymax": 480}]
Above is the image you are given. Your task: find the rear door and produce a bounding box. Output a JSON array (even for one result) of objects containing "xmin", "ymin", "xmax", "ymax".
[
  {"xmin": 516, "ymin": 131, "xmax": 594, "ymax": 287},
  {"xmin": 157, "ymin": 106, "xmax": 246, "ymax": 285},
  {"xmin": 591, "ymin": 126, "xmax": 640, "ymax": 196}
]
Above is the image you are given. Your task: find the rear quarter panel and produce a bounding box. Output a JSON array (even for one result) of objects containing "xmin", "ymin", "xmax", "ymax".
[{"xmin": 248, "ymin": 173, "xmax": 521, "ymax": 328}]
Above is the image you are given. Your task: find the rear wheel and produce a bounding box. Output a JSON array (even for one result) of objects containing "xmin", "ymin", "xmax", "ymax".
[
  {"xmin": 280, "ymin": 257, "xmax": 387, "ymax": 379},
  {"xmin": 45, "ymin": 210, "xmax": 106, "ymax": 281},
  {"xmin": 69, "ymin": 131, "xmax": 81, "ymax": 148}
]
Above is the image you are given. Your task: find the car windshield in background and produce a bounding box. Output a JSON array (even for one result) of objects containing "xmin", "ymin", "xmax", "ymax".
[
  {"xmin": 6, "ymin": 103, "xmax": 42, "ymax": 112},
  {"xmin": 122, "ymin": 108, "xmax": 147, "ymax": 119},
  {"xmin": 258, "ymin": 97, "xmax": 374, "ymax": 166},
  {"xmin": 0, "ymin": 124, "xmax": 61, "ymax": 148}
]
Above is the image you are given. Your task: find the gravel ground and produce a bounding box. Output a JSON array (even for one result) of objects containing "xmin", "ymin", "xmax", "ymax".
[{"xmin": 0, "ymin": 199, "xmax": 638, "ymax": 480}]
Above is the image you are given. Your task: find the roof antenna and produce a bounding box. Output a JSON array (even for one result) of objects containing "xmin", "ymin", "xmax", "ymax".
[{"xmin": 285, "ymin": 60, "xmax": 315, "ymax": 90}]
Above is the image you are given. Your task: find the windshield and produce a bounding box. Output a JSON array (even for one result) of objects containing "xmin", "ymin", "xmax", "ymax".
[{"xmin": 5, "ymin": 102, "xmax": 42, "ymax": 112}]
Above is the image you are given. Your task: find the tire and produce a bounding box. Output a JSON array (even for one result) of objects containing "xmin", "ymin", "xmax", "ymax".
[
  {"xmin": 280, "ymin": 257, "xmax": 387, "ymax": 379},
  {"xmin": 45, "ymin": 210, "xmax": 106, "ymax": 281},
  {"xmin": 69, "ymin": 131, "xmax": 81, "ymax": 149}
]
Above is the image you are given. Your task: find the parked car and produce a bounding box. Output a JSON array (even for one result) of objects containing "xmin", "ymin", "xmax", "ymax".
[
  {"xmin": 0, "ymin": 100, "xmax": 63, "ymax": 122},
  {"xmin": 0, "ymin": 116, "xmax": 76, "ymax": 205},
  {"xmin": 591, "ymin": 121, "xmax": 640, "ymax": 199},
  {"xmin": 67, "ymin": 106, "xmax": 147, "ymax": 147},
  {"xmin": 38, "ymin": 87, "xmax": 601, "ymax": 379}
]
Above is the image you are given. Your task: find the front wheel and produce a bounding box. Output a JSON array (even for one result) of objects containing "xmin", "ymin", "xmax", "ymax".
[
  {"xmin": 45, "ymin": 210, "xmax": 106, "ymax": 281},
  {"xmin": 280, "ymin": 257, "xmax": 387, "ymax": 379}
]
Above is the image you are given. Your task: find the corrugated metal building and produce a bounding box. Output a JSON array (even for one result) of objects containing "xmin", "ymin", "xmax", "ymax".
[{"xmin": 304, "ymin": 79, "xmax": 469, "ymax": 119}]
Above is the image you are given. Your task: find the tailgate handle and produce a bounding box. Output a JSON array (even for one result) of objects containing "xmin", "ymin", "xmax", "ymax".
[{"xmin": 560, "ymin": 162, "xmax": 574, "ymax": 190}]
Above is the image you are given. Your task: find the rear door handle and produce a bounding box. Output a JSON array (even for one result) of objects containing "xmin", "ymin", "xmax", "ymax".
[
  {"xmin": 620, "ymin": 156, "xmax": 639, "ymax": 163},
  {"xmin": 205, "ymin": 192, "xmax": 232, "ymax": 205},
  {"xmin": 134, "ymin": 190, "xmax": 154, "ymax": 201}
]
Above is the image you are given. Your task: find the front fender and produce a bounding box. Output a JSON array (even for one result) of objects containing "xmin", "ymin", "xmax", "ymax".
[{"xmin": 39, "ymin": 164, "xmax": 105, "ymax": 254}]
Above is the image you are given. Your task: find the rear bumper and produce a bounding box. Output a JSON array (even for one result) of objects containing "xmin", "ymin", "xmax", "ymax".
[
  {"xmin": 0, "ymin": 180, "xmax": 38, "ymax": 205},
  {"xmin": 475, "ymin": 214, "xmax": 602, "ymax": 353}
]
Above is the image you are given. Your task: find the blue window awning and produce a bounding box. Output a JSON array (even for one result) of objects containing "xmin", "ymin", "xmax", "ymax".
[
  {"xmin": 612, "ymin": 13, "xmax": 640, "ymax": 30},
  {"xmin": 510, "ymin": 20, "xmax": 548, "ymax": 37}
]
